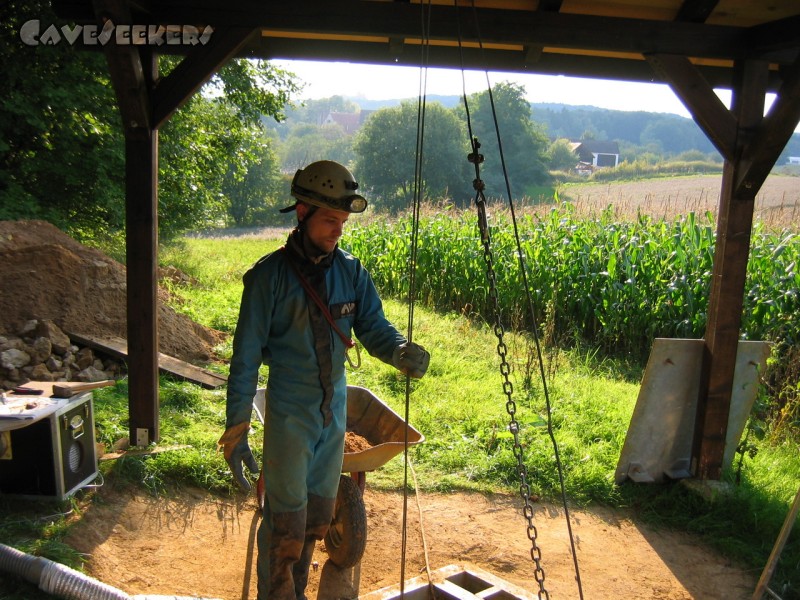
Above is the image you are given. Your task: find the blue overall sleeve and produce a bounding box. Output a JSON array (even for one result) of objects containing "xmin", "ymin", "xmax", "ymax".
[
  {"xmin": 347, "ymin": 252, "xmax": 406, "ymax": 364},
  {"xmin": 226, "ymin": 256, "xmax": 276, "ymax": 428}
]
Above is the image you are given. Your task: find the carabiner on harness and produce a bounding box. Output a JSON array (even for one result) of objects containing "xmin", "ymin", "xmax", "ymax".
[{"xmin": 345, "ymin": 343, "xmax": 361, "ymax": 370}]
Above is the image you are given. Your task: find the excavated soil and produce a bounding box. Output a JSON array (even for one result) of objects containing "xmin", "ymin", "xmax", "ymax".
[{"xmin": 0, "ymin": 220, "xmax": 224, "ymax": 364}]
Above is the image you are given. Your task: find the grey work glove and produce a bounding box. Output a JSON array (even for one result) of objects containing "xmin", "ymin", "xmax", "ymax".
[
  {"xmin": 218, "ymin": 423, "xmax": 260, "ymax": 492},
  {"xmin": 227, "ymin": 439, "xmax": 260, "ymax": 492},
  {"xmin": 392, "ymin": 341, "xmax": 430, "ymax": 378}
]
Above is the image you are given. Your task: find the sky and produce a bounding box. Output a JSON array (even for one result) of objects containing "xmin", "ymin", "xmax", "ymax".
[{"xmin": 272, "ymin": 58, "xmax": 738, "ymax": 120}]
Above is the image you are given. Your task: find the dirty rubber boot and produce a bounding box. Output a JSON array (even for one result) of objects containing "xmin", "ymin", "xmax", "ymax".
[
  {"xmin": 258, "ymin": 509, "xmax": 306, "ymax": 600},
  {"xmin": 293, "ymin": 494, "xmax": 336, "ymax": 600},
  {"xmin": 293, "ymin": 538, "xmax": 316, "ymax": 600}
]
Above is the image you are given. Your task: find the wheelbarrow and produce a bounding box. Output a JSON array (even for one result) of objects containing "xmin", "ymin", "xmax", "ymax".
[{"xmin": 252, "ymin": 385, "xmax": 424, "ymax": 568}]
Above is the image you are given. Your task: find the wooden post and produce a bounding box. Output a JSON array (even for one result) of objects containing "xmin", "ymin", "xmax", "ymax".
[
  {"xmin": 693, "ymin": 61, "xmax": 767, "ymax": 480},
  {"xmin": 93, "ymin": 0, "xmax": 161, "ymax": 446},
  {"xmin": 649, "ymin": 53, "xmax": 800, "ymax": 480},
  {"xmin": 125, "ymin": 129, "xmax": 160, "ymax": 446},
  {"xmin": 95, "ymin": 18, "xmax": 256, "ymax": 446},
  {"xmin": 125, "ymin": 48, "xmax": 159, "ymax": 446}
]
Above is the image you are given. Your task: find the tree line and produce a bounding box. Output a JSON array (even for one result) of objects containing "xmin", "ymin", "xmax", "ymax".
[
  {"xmin": 3, "ymin": 0, "xmax": 796, "ymax": 241},
  {"xmin": 1, "ymin": 5, "xmax": 555, "ymax": 240}
]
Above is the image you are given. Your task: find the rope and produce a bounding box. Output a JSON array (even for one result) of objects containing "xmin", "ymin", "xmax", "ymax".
[
  {"xmin": 408, "ymin": 455, "xmax": 436, "ymax": 598},
  {"xmin": 454, "ymin": 2, "xmax": 585, "ymax": 598},
  {"xmin": 401, "ymin": 0, "xmax": 433, "ymax": 596},
  {"xmin": 397, "ymin": 3, "xmax": 585, "ymax": 599}
]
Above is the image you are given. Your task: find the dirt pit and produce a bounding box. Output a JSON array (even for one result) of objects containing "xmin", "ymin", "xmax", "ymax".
[{"xmin": 62, "ymin": 480, "xmax": 756, "ymax": 600}]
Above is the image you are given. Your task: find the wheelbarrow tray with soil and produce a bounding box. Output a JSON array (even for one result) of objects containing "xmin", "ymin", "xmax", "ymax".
[
  {"xmin": 252, "ymin": 385, "xmax": 424, "ymax": 568},
  {"xmin": 342, "ymin": 385, "xmax": 424, "ymax": 472}
]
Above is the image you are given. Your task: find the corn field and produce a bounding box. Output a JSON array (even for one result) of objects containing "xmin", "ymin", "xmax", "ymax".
[{"xmin": 343, "ymin": 202, "xmax": 800, "ymax": 438}]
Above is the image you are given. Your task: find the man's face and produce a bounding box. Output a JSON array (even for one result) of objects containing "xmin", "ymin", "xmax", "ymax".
[{"xmin": 298, "ymin": 204, "xmax": 350, "ymax": 254}]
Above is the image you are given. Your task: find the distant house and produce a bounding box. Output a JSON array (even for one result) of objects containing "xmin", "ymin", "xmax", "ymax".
[
  {"xmin": 788, "ymin": 156, "xmax": 800, "ymax": 165},
  {"xmin": 321, "ymin": 110, "xmax": 374, "ymax": 134},
  {"xmin": 570, "ymin": 140, "xmax": 620, "ymax": 170}
]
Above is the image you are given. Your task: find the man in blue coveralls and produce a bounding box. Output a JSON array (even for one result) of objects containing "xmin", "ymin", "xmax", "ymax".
[{"xmin": 219, "ymin": 160, "xmax": 430, "ymax": 600}]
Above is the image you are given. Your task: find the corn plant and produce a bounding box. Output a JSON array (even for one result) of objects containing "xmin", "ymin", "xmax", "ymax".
[{"xmin": 343, "ymin": 203, "xmax": 800, "ymax": 440}]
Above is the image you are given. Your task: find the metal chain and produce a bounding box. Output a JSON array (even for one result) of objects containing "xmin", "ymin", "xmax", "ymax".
[{"xmin": 469, "ymin": 139, "xmax": 550, "ymax": 599}]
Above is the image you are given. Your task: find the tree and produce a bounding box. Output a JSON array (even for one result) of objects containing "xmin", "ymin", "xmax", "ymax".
[
  {"xmin": 159, "ymin": 59, "xmax": 298, "ymax": 236},
  {"xmin": 223, "ymin": 133, "xmax": 283, "ymax": 227},
  {"xmin": 270, "ymin": 96, "xmax": 360, "ymax": 140},
  {"xmin": 204, "ymin": 57, "xmax": 298, "ymax": 129},
  {"xmin": 159, "ymin": 98, "xmax": 241, "ymax": 234},
  {"xmin": 462, "ymin": 82, "xmax": 551, "ymax": 200},
  {"xmin": 674, "ymin": 149, "xmax": 708, "ymax": 162},
  {"xmin": 639, "ymin": 118, "xmax": 715, "ymax": 155},
  {"xmin": 280, "ymin": 122, "xmax": 354, "ymax": 173},
  {"xmin": 548, "ymin": 138, "xmax": 578, "ymax": 172},
  {"xmin": 1, "ymin": 1, "xmax": 125, "ymax": 239},
  {"xmin": 140, "ymin": 57, "xmax": 299, "ymax": 238},
  {"xmin": 352, "ymin": 101, "xmax": 469, "ymax": 211},
  {"xmin": 0, "ymin": 0, "xmax": 300, "ymax": 241}
]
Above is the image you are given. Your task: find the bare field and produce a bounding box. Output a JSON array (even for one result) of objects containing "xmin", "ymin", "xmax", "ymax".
[{"xmin": 552, "ymin": 174, "xmax": 800, "ymax": 228}]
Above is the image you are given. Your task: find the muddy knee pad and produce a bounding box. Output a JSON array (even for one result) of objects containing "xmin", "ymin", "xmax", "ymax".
[{"xmin": 306, "ymin": 493, "xmax": 336, "ymax": 539}]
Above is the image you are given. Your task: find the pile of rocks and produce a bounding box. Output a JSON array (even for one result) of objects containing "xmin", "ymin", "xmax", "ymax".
[{"xmin": 0, "ymin": 319, "xmax": 122, "ymax": 391}]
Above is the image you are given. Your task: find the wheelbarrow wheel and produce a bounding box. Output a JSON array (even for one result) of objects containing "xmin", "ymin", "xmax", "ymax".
[{"xmin": 325, "ymin": 475, "xmax": 367, "ymax": 568}]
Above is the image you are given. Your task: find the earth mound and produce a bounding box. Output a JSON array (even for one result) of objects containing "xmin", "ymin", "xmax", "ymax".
[{"xmin": 0, "ymin": 220, "xmax": 225, "ymax": 364}]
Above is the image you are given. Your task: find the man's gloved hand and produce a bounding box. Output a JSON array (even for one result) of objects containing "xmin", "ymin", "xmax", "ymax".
[
  {"xmin": 392, "ymin": 342, "xmax": 430, "ymax": 378},
  {"xmin": 218, "ymin": 422, "xmax": 260, "ymax": 492}
]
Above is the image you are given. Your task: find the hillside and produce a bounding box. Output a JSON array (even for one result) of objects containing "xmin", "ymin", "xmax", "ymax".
[{"xmin": 284, "ymin": 96, "xmax": 800, "ymax": 161}]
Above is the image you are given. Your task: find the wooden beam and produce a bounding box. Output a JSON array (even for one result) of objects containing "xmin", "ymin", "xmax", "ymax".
[
  {"xmin": 537, "ymin": 0, "xmax": 564, "ymax": 11},
  {"xmin": 91, "ymin": 1, "xmax": 161, "ymax": 444},
  {"xmin": 523, "ymin": 0, "xmax": 563, "ymax": 65},
  {"xmin": 258, "ymin": 36, "xmax": 741, "ymax": 88},
  {"xmin": 73, "ymin": 1, "xmax": 752, "ymax": 62},
  {"xmin": 646, "ymin": 53, "xmax": 737, "ymax": 159},
  {"xmin": 67, "ymin": 332, "xmax": 228, "ymax": 389},
  {"xmin": 735, "ymin": 54, "xmax": 800, "ymax": 195},
  {"xmin": 93, "ymin": 0, "xmax": 150, "ymax": 135},
  {"xmin": 746, "ymin": 15, "xmax": 800, "ymax": 54},
  {"xmin": 675, "ymin": 0, "xmax": 720, "ymax": 23},
  {"xmin": 54, "ymin": 0, "xmax": 797, "ymax": 90},
  {"xmin": 152, "ymin": 27, "xmax": 257, "ymax": 129},
  {"xmin": 280, "ymin": 4, "xmax": 744, "ymax": 60},
  {"xmin": 693, "ymin": 60, "xmax": 767, "ymax": 481}
]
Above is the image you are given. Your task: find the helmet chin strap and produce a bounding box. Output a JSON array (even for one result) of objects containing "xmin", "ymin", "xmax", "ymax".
[{"xmin": 296, "ymin": 201, "xmax": 317, "ymax": 224}]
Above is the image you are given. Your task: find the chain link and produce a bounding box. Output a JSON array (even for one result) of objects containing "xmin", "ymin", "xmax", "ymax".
[{"xmin": 470, "ymin": 146, "xmax": 549, "ymax": 599}]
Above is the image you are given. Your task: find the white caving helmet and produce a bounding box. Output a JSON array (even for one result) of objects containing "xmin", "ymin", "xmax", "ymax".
[{"xmin": 283, "ymin": 160, "xmax": 367, "ymax": 214}]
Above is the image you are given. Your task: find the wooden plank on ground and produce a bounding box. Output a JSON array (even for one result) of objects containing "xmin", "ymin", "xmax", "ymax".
[{"xmin": 67, "ymin": 332, "xmax": 228, "ymax": 390}]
